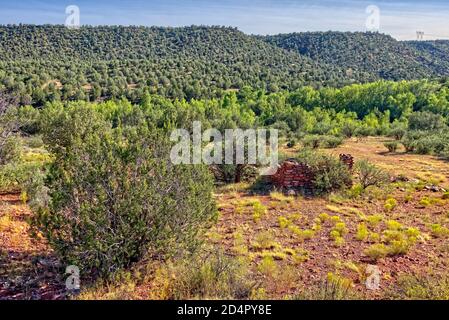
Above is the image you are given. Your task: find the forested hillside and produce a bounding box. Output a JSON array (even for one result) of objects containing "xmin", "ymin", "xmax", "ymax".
[
  {"xmin": 406, "ymin": 40, "xmax": 449, "ymax": 75},
  {"xmin": 1, "ymin": 25, "xmax": 449, "ymax": 107},
  {"xmin": 0, "ymin": 25, "xmax": 357, "ymax": 105},
  {"xmin": 262, "ymin": 32, "xmax": 449, "ymax": 81}
]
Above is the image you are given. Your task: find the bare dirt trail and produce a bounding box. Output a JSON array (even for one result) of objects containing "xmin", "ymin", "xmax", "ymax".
[{"xmin": 0, "ymin": 193, "xmax": 66, "ymax": 300}]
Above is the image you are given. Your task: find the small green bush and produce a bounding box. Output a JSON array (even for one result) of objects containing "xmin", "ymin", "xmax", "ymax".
[
  {"xmin": 286, "ymin": 139, "xmax": 297, "ymax": 148},
  {"xmin": 355, "ymin": 160, "xmax": 390, "ymax": 190},
  {"xmin": 356, "ymin": 223, "xmax": 369, "ymax": 241},
  {"xmin": 303, "ymin": 135, "xmax": 322, "ymax": 149},
  {"xmin": 293, "ymin": 273, "xmax": 358, "ymax": 300},
  {"xmin": 384, "ymin": 198, "xmax": 398, "ymax": 212},
  {"xmin": 364, "ymin": 243, "xmax": 389, "ymax": 261},
  {"xmin": 296, "ymin": 150, "xmax": 352, "ymax": 195},
  {"xmin": 391, "ymin": 274, "xmax": 449, "ymax": 300},
  {"xmin": 322, "ymin": 136, "xmax": 344, "ymax": 149},
  {"xmin": 430, "ymin": 224, "xmax": 449, "ymax": 238},
  {"xmin": 384, "ymin": 141, "xmax": 399, "ymax": 153},
  {"xmin": 388, "ymin": 123, "xmax": 407, "ymax": 140}
]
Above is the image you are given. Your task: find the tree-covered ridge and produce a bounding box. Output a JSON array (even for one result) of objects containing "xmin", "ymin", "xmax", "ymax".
[
  {"xmin": 0, "ymin": 25, "xmax": 359, "ymax": 106},
  {"xmin": 262, "ymin": 32, "xmax": 449, "ymax": 81},
  {"xmin": 406, "ymin": 40, "xmax": 449, "ymax": 76}
]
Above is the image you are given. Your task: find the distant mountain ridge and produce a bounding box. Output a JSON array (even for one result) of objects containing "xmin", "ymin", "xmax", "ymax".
[{"xmin": 261, "ymin": 31, "xmax": 449, "ymax": 81}]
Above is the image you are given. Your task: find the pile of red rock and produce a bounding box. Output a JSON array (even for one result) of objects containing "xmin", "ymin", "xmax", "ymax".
[
  {"xmin": 271, "ymin": 154, "xmax": 355, "ymax": 192},
  {"xmin": 339, "ymin": 154, "xmax": 354, "ymax": 170},
  {"xmin": 270, "ymin": 159, "xmax": 315, "ymax": 192}
]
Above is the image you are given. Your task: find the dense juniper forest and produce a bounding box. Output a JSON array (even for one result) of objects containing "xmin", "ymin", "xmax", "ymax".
[{"xmin": 1, "ymin": 25, "xmax": 449, "ymax": 300}]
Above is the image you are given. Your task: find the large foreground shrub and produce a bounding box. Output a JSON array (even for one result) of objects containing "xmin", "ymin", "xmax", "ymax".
[{"xmin": 33, "ymin": 105, "xmax": 216, "ymax": 278}]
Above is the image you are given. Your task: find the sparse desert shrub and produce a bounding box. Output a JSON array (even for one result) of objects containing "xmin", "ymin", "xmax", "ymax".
[
  {"xmin": 270, "ymin": 191, "xmax": 294, "ymax": 203},
  {"xmin": 356, "ymin": 223, "xmax": 369, "ymax": 241},
  {"xmin": 25, "ymin": 136, "xmax": 44, "ymax": 149},
  {"xmin": 443, "ymin": 192, "xmax": 449, "ymax": 200},
  {"xmin": 252, "ymin": 201, "xmax": 267, "ymax": 223},
  {"xmin": 384, "ymin": 141, "xmax": 399, "ymax": 153},
  {"xmin": 333, "ymin": 222, "xmax": 348, "ymax": 236},
  {"xmin": 401, "ymin": 130, "xmax": 426, "ymax": 153},
  {"xmin": 0, "ymin": 160, "xmax": 44, "ymax": 194},
  {"xmin": 369, "ymin": 232, "xmax": 381, "ymax": 243},
  {"xmin": 278, "ymin": 216, "xmax": 291, "ymax": 229},
  {"xmin": 430, "ymin": 224, "xmax": 449, "ymax": 238},
  {"xmin": 346, "ymin": 183, "xmax": 364, "ymax": 198},
  {"xmin": 390, "ymin": 274, "xmax": 449, "ymax": 300},
  {"xmin": 386, "ymin": 220, "xmax": 403, "ymax": 231},
  {"xmin": 293, "ymin": 273, "xmax": 358, "ymax": 300},
  {"xmin": 366, "ymin": 214, "xmax": 383, "ymax": 227},
  {"xmin": 330, "ymin": 222, "xmax": 347, "ymax": 246},
  {"xmin": 402, "ymin": 131, "xmax": 449, "ymax": 156},
  {"xmin": 419, "ymin": 197, "xmax": 432, "ymax": 207},
  {"xmin": 333, "ymin": 236, "xmax": 345, "ymax": 247},
  {"xmin": 322, "ymin": 135, "xmax": 344, "ymax": 149},
  {"xmin": 355, "ymin": 125, "xmax": 375, "ymax": 138},
  {"xmin": 341, "ymin": 122, "xmax": 357, "ymax": 138},
  {"xmin": 330, "ymin": 215, "xmax": 342, "ymax": 223},
  {"xmin": 364, "ymin": 243, "xmax": 389, "ymax": 261},
  {"xmin": 404, "ymin": 192, "xmax": 413, "ymax": 203},
  {"xmin": 288, "ymin": 225, "xmax": 315, "ymax": 241},
  {"xmin": 0, "ymin": 106, "xmax": 21, "ymax": 166},
  {"xmin": 387, "ymin": 240, "xmax": 411, "ymax": 255},
  {"xmin": 318, "ymin": 213, "xmax": 331, "ymax": 223},
  {"xmin": 296, "ymin": 150, "xmax": 352, "ymax": 195},
  {"xmin": 384, "ymin": 197, "xmax": 398, "ymax": 212},
  {"xmin": 440, "ymin": 147, "xmax": 449, "ymax": 160},
  {"xmin": 355, "ymin": 160, "xmax": 390, "ymax": 190},
  {"xmin": 329, "ymin": 193, "xmax": 346, "ymax": 204},
  {"xmin": 414, "ymin": 138, "xmax": 435, "ymax": 155},
  {"xmin": 405, "ymin": 227, "xmax": 421, "ymax": 242},
  {"xmin": 32, "ymin": 105, "xmax": 216, "ymax": 278},
  {"xmin": 292, "ymin": 248, "xmax": 310, "ymax": 264},
  {"xmin": 388, "ymin": 123, "xmax": 407, "ymax": 140},
  {"xmin": 364, "ymin": 222, "xmax": 420, "ymax": 259},
  {"xmin": 250, "ymin": 288, "xmax": 268, "ymax": 300},
  {"xmin": 257, "ymin": 256, "xmax": 278, "ymax": 276},
  {"xmin": 0, "ymin": 136, "xmax": 20, "ymax": 167},
  {"xmin": 302, "ymin": 135, "xmax": 322, "ymax": 149},
  {"xmin": 253, "ymin": 231, "xmax": 279, "ymax": 250},
  {"xmin": 151, "ymin": 250, "xmax": 255, "ymax": 300},
  {"xmin": 419, "ymin": 196, "xmax": 444, "ymax": 207}
]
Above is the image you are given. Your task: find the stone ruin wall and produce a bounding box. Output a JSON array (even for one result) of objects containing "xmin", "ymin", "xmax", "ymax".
[{"xmin": 271, "ymin": 154, "xmax": 354, "ymax": 192}]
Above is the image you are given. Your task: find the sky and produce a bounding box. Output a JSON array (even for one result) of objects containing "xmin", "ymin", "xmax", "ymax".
[{"xmin": 0, "ymin": 0, "xmax": 448, "ymax": 40}]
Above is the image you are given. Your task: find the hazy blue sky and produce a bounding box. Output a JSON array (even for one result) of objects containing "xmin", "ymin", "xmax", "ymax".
[{"xmin": 0, "ymin": 0, "xmax": 448, "ymax": 40}]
